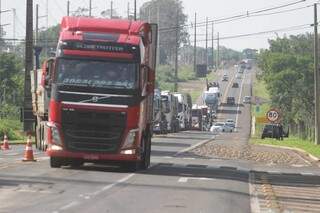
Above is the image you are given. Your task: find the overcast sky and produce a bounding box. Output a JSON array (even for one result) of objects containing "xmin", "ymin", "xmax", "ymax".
[{"xmin": 1, "ymin": 0, "xmax": 315, "ymax": 51}]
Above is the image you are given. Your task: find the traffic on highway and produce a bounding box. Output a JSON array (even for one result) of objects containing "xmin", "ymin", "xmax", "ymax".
[{"xmin": 1, "ymin": 0, "xmax": 320, "ymax": 213}]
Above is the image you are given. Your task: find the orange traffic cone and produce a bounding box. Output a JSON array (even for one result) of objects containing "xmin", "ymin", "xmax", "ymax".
[
  {"xmin": 22, "ymin": 136, "xmax": 36, "ymax": 162},
  {"xmin": 1, "ymin": 134, "xmax": 10, "ymax": 150}
]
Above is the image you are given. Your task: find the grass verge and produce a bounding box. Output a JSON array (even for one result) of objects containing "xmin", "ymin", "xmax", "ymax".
[
  {"xmin": 251, "ymin": 73, "xmax": 320, "ymax": 159},
  {"xmin": 251, "ymin": 136, "xmax": 320, "ymax": 158}
]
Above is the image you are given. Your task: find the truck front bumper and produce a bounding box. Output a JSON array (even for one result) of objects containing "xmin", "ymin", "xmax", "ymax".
[{"xmin": 46, "ymin": 147, "xmax": 140, "ymax": 162}]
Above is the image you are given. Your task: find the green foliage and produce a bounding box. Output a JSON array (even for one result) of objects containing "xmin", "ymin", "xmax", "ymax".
[
  {"xmin": 140, "ymin": 0, "xmax": 188, "ymax": 64},
  {"xmin": 0, "ymin": 53, "xmax": 24, "ymax": 108},
  {"xmin": 178, "ymin": 65, "xmax": 196, "ymax": 82},
  {"xmin": 37, "ymin": 24, "xmax": 60, "ymax": 59},
  {"xmin": 0, "ymin": 119, "xmax": 23, "ymax": 140},
  {"xmin": 156, "ymin": 65, "xmax": 197, "ymax": 90},
  {"xmin": 258, "ymin": 33, "xmax": 314, "ymax": 139}
]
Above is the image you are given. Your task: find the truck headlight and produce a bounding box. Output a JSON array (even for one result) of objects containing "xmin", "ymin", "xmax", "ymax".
[
  {"xmin": 121, "ymin": 129, "xmax": 139, "ymax": 149},
  {"xmin": 46, "ymin": 122, "xmax": 62, "ymax": 145}
]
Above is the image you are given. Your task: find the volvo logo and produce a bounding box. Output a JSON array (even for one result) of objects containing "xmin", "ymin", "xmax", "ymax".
[{"xmin": 92, "ymin": 96, "xmax": 99, "ymax": 102}]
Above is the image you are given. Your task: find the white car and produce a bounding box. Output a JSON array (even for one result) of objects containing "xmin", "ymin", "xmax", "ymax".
[
  {"xmin": 210, "ymin": 122, "xmax": 233, "ymax": 133},
  {"xmin": 222, "ymin": 74, "xmax": 228, "ymax": 81},
  {"xmin": 225, "ymin": 119, "xmax": 235, "ymax": 128}
]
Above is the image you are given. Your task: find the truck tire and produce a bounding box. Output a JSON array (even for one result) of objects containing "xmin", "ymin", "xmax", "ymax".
[
  {"xmin": 50, "ymin": 157, "xmax": 62, "ymax": 168},
  {"xmin": 35, "ymin": 117, "xmax": 42, "ymax": 151},
  {"xmin": 140, "ymin": 134, "xmax": 151, "ymax": 170},
  {"xmin": 70, "ymin": 159, "xmax": 84, "ymax": 168}
]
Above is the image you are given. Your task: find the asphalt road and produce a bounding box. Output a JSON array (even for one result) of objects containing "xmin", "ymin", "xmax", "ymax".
[{"xmin": 1, "ymin": 66, "xmax": 320, "ymax": 213}]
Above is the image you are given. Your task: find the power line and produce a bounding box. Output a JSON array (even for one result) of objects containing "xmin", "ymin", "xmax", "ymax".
[
  {"xmin": 192, "ymin": 24, "xmax": 312, "ymax": 42},
  {"xmin": 159, "ymin": 0, "xmax": 309, "ymax": 32}
]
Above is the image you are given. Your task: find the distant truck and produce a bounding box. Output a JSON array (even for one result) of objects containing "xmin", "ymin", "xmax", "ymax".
[
  {"xmin": 203, "ymin": 85, "xmax": 220, "ymax": 113},
  {"xmin": 153, "ymin": 89, "xmax": 167, "ymax": 134},
  {"xmin": 191, "ymin": 105, "xmax": 208, "ymax": 131},
  {"xmin": 161, "ymin": 91, "xmax": 180, "ymax": 133},
  {"xmin": 173, "ymin": 93, "xmax": 192, "ymax": 130},
  {"xmin": 30, "ymin": 17, "xmax": 157, "ymax": 170}
]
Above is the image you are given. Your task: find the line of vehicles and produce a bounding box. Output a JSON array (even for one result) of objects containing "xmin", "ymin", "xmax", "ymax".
[{"xmin": 152, "ymin": 90, "xmax": 192, "ymax": 134}]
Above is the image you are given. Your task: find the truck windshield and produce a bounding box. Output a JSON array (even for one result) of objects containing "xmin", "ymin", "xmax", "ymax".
[{"xmin": 55, "ymin": 58, "xmax": 138, "ymax": 89}]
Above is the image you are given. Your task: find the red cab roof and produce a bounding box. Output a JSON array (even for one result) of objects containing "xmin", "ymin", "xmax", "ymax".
[{"xmin": 60, "ymin": 16, "xmax": 146, "ymax": 35}]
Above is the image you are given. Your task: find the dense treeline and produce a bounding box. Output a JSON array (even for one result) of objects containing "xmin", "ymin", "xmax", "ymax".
[{"xmin": 258, "ymin": 33, "xmax": 314, "ymax": 140}]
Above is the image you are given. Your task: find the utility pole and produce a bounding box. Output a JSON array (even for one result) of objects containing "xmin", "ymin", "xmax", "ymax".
[
  {"xmin": 110, "ymin": 1, "xmax": 113, "ymax": 19},
  {"xmin": 35, "ymin": 4, "xmax": 39, "ymax": 46},
  {"xmin": 205, "ymin": 17, "xmax": 208, "ymax": 66},
  {"xmin": 134, "ymin": 0, "xmax": 136, "ymax": 20},
  {"xmin": 174, "ymin": 9, "xmax": 179, "ymax": 92},
  {"xmin": 314, "ymin": 3, "xmax": 320, "ymax": 145},
  {"xmin": 0, "ymin": 0, "xmax": 2, "ymax": 41},
  {"xmin": 89, "ymin": 0, "xmax": 92, "ymax": 16},
  {"xmin": 45, "ymin": 0, "xmax": 48, "ymax": 57},
  {"xmin": 127, "ymin": 2, "xmax": 130, "ymax": 19},
  {"xmin": 216, "ymin": 32, "xmax": 219, "ymax": 70},
  {"xmin": 67, "ymin": 1, "xmax": 70, "ymax": 16},
  {"xmin": 156, "ymin": 3, "xmax": 160, "ymax": 65},
  {"xmin": 12, "ymin": 8, "xmax": 16, "ymax": 48},
  {"xmin": 193, "ymin": 12, "xmax": 197, "ymax": 74},
  {"xmin": 24, "ymin": 0, "xmax": 34, "ymax": 132},
  {"xmin": 211, "ymin": 22, "xmax": 214, "ymax": 69}
]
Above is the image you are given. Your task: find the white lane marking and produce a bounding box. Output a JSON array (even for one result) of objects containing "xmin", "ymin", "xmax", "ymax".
[
  {"xmin": 235, "ymin": 72, "xmax": 246, "ymax": 128},
  {"xmin": 300, "ymin": 172, "xmax": 314, "ymax": 176},
  {"xmin": 3, "ymin": 152, "xmax": 19, "ymax": 156},
  {"xmin": 59, "ymin": 201, "xmax": 80, "ymax": 211},
  {"xmin": 0, "ymin": 165, "xmax": 8, "ymax": 170},
  {"xmin": 87, "ymin": 173, "xmax": 135, "ymax": 197},
  {"xmin": 178, "ymin": 177, "xmax": 216, "ymax": 183},
  {"xmin": 220, "ymin": 71, "xmax": 237, "ymax": 112},
  {"xmin": 249, "ymin": 172, "xmax": 261, "ymax": 213},
  {"xmin": 174, "ymin": 136, "xmax": 215, "ymax": 156}
]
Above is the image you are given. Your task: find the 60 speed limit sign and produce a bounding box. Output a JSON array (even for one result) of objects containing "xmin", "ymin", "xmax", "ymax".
[{"xmin": 266, "ymin": 109, "xmax": 280, "ymax": 122}]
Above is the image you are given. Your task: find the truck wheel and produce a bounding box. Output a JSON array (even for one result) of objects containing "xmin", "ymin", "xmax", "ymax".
[
  {"xmin": 140, "ymin": 134, "xmax": 151, "ymax": 170},
  {"xmin": 40, "ymin": 123, "xmax": 46, "ymax": 151},
  {"xmin": 70, "ymin": 159, "xmax": 84, "ymax": 168},
  {"xmin": 50, "ymin": 157, "xmax": 62, "ymax": 168}
]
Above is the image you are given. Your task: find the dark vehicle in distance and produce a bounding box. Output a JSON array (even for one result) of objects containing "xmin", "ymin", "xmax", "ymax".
[
  {"xmin": 232, "ymin": 82, "xmax": 239, "ymax": 88},
  {"xmin": 226, "ymin": 97, "xmax": 235, "ymax": 105},
  {"xmin": 261, "ymin": 123, "xmax": 289, "ymax": 140}
]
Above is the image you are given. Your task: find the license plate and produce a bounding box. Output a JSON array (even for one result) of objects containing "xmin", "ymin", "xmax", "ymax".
[{"xmin": 84, "ymin": 154, "xmax": 99, "ymax": 160}]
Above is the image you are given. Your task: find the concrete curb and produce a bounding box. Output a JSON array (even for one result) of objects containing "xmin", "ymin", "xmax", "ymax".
[
  {"xmin": 256, "ymin": 143, "xmax": 320, "ymax": 162},
  {"xmin": 174, "ymin": 135, "xmax": 216, "ymax": 156}
]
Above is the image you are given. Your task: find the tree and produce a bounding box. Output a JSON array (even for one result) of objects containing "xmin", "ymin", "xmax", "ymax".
[
  {"xmin": 140, "ymin": 0, "xmax": 188, "ymax": 64},
  {"xmin": 0, "ymin": 53, "xmax": 23, "ymax": 118},
  {"xmin": 258, "ymin": 34, "xmax": 314, "ymax": 139}
]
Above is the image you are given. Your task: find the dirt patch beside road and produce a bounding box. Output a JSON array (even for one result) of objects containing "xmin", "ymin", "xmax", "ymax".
[{"xmin": 187, "ymin": 142, "xmax": 314, "ymax": 166}]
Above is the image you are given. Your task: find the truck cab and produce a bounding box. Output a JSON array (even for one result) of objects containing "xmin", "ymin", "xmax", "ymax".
[
  {"xmin": 31, "ymin": 17, "xmax": 157, "ymax": 170},
  {"xmin": 161, "ymin": 91, "xmax": 179, "ymax": 133},
  {"xmin": 173, "ymin": 93, "xmax": 192, "ymax": 130}
]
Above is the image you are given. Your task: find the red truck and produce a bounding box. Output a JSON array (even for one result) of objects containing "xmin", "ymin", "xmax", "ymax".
[{"xmin": 30, "ymin": 17, "xmax": 157, "ymax": 170}]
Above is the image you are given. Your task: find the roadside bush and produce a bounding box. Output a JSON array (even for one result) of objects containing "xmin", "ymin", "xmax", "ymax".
[{"xmin": 0, "ymin": 119, "xmax": 23, "ymax": 140}]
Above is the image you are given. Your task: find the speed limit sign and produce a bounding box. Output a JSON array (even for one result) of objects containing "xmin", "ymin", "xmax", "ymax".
[{"xmin": 266, "ymin": 108, "xmax": 280, "ymax": 122}]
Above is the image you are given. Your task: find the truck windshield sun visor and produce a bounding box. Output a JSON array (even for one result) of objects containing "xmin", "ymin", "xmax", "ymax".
[{"xmin": 55, "ymin": 58, "xmax": 139, "ymax": 90}]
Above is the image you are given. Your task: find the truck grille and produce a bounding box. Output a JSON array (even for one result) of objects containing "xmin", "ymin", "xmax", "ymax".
[{"xmin": 61, "ymin": 109, "xmax": 126, "ymax": 153}]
